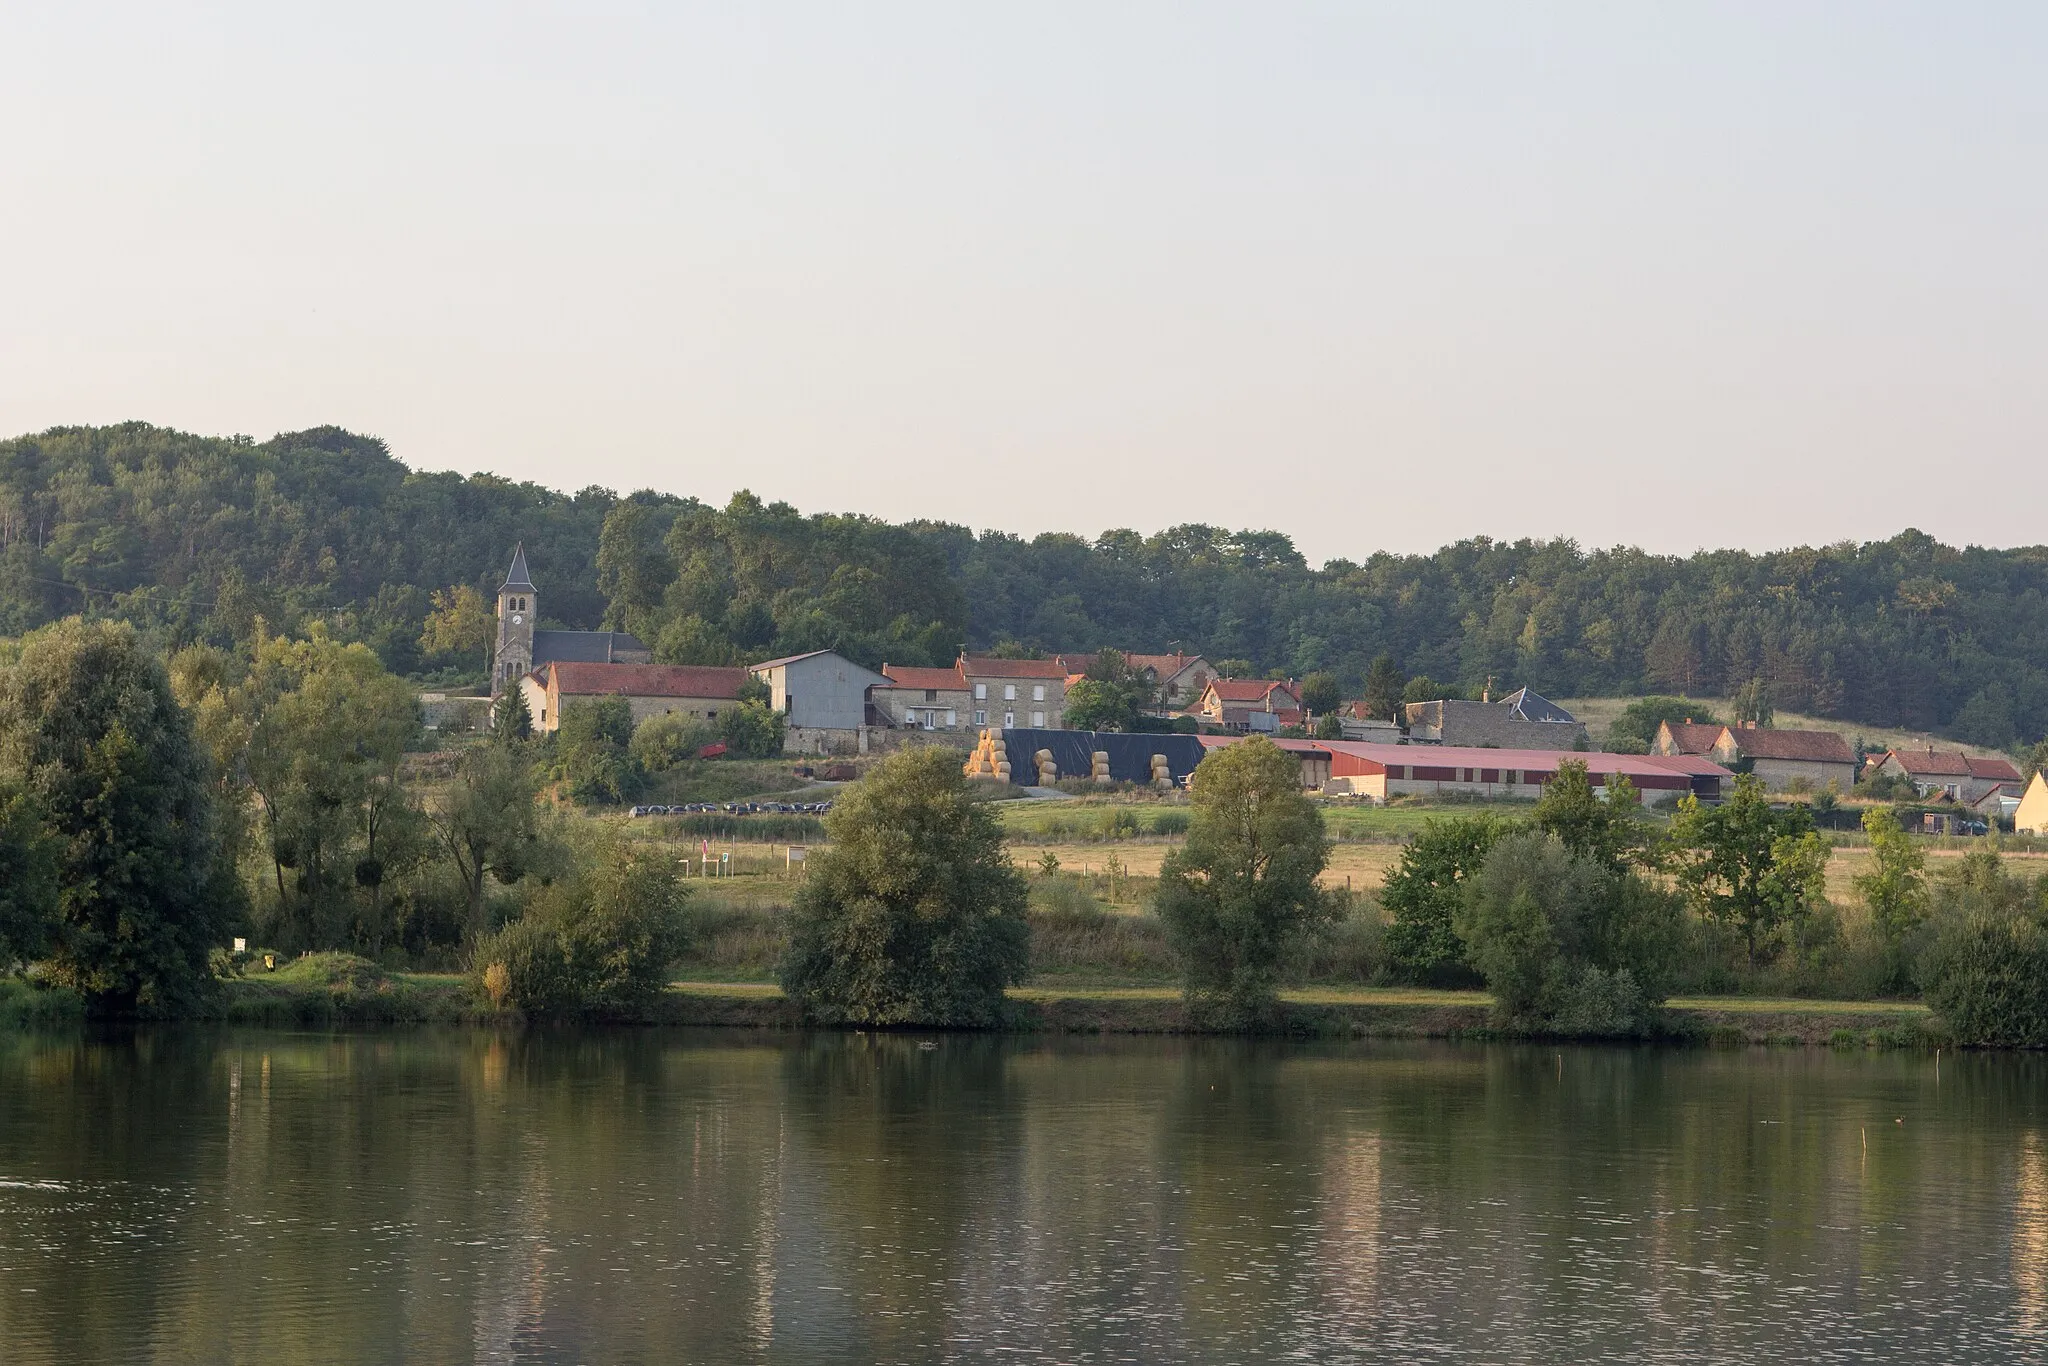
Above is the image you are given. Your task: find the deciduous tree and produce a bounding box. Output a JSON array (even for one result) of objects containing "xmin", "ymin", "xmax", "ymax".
[
  {"xmin": 1155, "ymin": 738, "xmax": 1332, "ymax": 1017},
  {"xmin": 0, "ymin": 619, "xmax": 239, "ymax": 1011},
  {"xmin": 780, "ymin": 746, "xmax": 1030, "ymax": 1025}
]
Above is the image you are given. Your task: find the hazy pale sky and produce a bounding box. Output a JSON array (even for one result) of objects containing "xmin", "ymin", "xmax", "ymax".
[{"xmin": 4, "ymin": 3, "xmax": 2045, "ymax": 562}]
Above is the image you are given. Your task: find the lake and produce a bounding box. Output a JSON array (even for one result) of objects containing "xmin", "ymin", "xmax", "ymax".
[{"xmin": 2, "ymin": 1029, "xmax": 2045, "ymax": 1364}]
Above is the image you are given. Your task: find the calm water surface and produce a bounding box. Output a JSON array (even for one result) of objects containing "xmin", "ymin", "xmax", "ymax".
[{"xmin": 2, "ymin": 1028, "xmax": 2046, "ymax": 1363}]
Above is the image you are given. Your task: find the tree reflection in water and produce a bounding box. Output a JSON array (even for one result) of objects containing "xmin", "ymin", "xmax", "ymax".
[{"xmin": 3, "ymin": 1030, "xmax": 2048, "ymax": 1363}]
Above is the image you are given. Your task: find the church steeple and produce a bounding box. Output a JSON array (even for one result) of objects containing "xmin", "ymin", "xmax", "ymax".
[
  {"xmin": 492, "ymin": 543, "xmax": 537, "ymax": 695},
  {"xmin": 501, "ymin": 543, "xmax": 535, "ymax": 594}
]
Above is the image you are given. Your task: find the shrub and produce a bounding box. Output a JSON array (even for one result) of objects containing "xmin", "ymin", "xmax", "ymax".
[
  {"xmin": 1097, "ymin": 807, "xmax": 1140, "ymax": 840},
  {"xmin": 720, "ymin": 701, "xmax": 787, "ymax": 759},
  {"xmin": 1454, "ymin": 831, "xmax": 1685, "ymax": 1035},
  {"xmin": 631, "ymin": 712, "xmax": 717, "ymax": 772},
  {"xmin": 1151, "ymin": 809, "xmax": 1191, "ymax": 837},
  {"xmin": 779, "ymin": 747, "xmax": 1031, "ymax": 1025},
  {"xmin": 469, "ymin": 844, "xmax": 691, "ymax": 1011},
  {"xmin": 1919, "ymin": 910, "xmax": 2048, "ymax": 1046}
]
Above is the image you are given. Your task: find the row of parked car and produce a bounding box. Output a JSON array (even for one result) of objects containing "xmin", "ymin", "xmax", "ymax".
[{"xmin": 628, "ymin": 801, "xmax": 835, "ymax": 818}]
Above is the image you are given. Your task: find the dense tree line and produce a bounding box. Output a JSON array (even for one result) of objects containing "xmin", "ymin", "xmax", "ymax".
[{"xmin": 9, "ymin": 423, "xmax": 2048, "ymax": 744}]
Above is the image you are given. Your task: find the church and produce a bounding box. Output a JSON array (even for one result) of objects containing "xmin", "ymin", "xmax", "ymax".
[
  {"xmin": 490, "ymin": 543, "xmax": 652, "ymax": 694},
  {"xmin": 490, "ymin": 544, "xmax": 751, "ymax": 735}
]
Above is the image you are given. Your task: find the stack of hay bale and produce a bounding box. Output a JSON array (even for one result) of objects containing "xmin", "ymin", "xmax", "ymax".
[
  {"xmin": 1091, "ymin": 750, "xmax": 1112, "ymax": 786},
  {"xmin": 963, "ymin": 729, "xmax": 1005, "ymax": 779},
  {"xmin": 1035, "ymin": 748, "xmax": 1059, "ymax": 786},
  {"xmin": 1150, "ymin": 753, "xmax": 1174, "ymax": 791}
]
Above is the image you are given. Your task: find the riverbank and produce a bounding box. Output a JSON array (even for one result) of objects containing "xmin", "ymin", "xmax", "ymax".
[{"xmin": 0, "ymin": 964, "xmax": 1948, "ymax": 1046}]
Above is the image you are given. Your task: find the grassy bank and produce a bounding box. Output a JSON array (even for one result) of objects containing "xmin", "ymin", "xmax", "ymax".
[{"xmin": 0, "ymin": 966, "xmax": 1947, "ymax": 1045}]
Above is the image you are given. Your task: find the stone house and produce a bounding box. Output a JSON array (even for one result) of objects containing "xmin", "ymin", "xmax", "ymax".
[
  {"xmin": 1402, "ymin": 688, "xmax": 1586, "ymax": 749},
  {"xmin": 1195, "ymin": 678, "xmax": 1303, "ymax": 732},
  {"xmin": 1869, "ymin": 747, "xmax": 2024, "ymax": 804},
  {"xmin": 1655, "ymin": 720, "xmax": 1856, "ymax": 792},
  {"xmin": 521, "ymin": 661, "xmax": 748, "ymax": 734},
  {"xmin": 871, "ymin": 663, "xmax": 974, "ymax": 731},
  {"xmin": 959, "ymin": 656, "xmax": 1067, "ymax": 730}
]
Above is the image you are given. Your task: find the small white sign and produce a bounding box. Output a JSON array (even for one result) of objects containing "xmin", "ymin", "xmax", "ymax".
[{"xmin": 232, "ymin": 938, "xmax": 247, "ymax": 953}]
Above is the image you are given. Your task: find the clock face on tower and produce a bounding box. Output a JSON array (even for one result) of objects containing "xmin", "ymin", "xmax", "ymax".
[{"xmin": 511, "ymin": 613, "xmax": 524, "ymax": 625}]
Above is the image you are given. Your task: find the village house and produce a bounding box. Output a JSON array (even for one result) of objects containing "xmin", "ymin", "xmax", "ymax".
[
  {"xmin": 2013, "ymin": 771, "xmax": 2048, "ymax": 834},
  {"xmin": 1401, "ymin": 688, "xmax": 1586, "ymax": 750},
  {"xmin": 1867, "ymin": 747, "xmax": 2024, "ymax": 804},
  {"xmin": 959, "ymin": 655, "xmax": 1068, "ymax": 730},
  {"xmin": 1056, "ymin": 651, "xmax": 1214, "ymax": 710},
  {"xmin": 1653, "ymin": 720, "xmax": 1856, "ymax": 792},
  {"xmin": 1195, "ymin": 678, "xmax": 1303, "ymax": 733},
  {"xmin": 871, "ymin": 662, "xmax": 974, "ymax": 730},
  {"xmin": 520, "ymin": 661, "xmax": 749, "ymax": 734}
]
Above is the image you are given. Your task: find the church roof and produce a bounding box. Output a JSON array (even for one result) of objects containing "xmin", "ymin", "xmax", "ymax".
[
  {"xmin": 500, "ymin": 543, "xmax": 535, "ymax": 593},
  {"xmin": 531, "ymin": 630, "xmax": 649, "ymax": 666}
]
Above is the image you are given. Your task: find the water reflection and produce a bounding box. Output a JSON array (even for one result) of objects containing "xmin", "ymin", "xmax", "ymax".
[{"xmin": 2, "ymin": 1029, "xmax": 2047, "ymax": 1363}]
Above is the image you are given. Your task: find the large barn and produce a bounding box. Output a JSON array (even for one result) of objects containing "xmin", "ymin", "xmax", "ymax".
[{"xmin": 1316, "ymin": 742, "xmax": 1729, "ymax": 803}]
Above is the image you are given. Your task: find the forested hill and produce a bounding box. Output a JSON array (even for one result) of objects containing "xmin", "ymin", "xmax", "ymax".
[{"xmin": 5, "ymin": 422, "xmax": 2047, "ymax": 747}]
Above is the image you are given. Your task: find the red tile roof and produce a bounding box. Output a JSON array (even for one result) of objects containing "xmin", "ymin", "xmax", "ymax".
[
  {"xmin": 1884, "ymin": 748, "xmax": 1974, "ymax": 777},
  {"xmin": 1968, "ymin": 755, "xmax": 2023, "ymax": 781},
  {"xmin": 960, "ymin": 656, "xmax": 1068, "ymax": 679},
  {"xmin": 1207, "ymin": 678, "xmax": 1301, "ymax": 705},
  {"xmin": 1659, "ymin": 722, "xmax": 1727, "ymax": 755},
  {"xmin": 1722, "ymin": 726, "xmax": 1855, "ymax": 764},
  {"xmin": 547, "ymin": 662, "xmax": 748, "ymax": 699},
  {"xmin": 880, "ymin": 664, "xmax": 967, "ymax": 691}
]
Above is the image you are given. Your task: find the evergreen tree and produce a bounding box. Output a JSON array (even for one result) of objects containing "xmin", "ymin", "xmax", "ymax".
[
  {"xmin": 492, "ymin": 685, "xmax": 533, "ymax": 743},
  {"xmin": 1361, "ymin": 654, "xmax": 1405, "ymax": 721}
]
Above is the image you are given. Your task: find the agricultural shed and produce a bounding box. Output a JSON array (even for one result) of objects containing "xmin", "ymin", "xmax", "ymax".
[
  {"xmin": 997, "ymin": 729, "xmax": 1208, "ymax": 786},
  {"xmin": 1315, "ymin": 742, "xmax": 1728, "ymax": 803}
]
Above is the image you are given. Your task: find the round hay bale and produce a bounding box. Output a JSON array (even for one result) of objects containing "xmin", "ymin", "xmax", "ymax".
[
  {"xmin": 1035, "ymin": 749, "xmax": 1053, "ymax": 763},
  {"xmin": 995, "ymin": 760, "xmax": 1012, "ymax": 775},
  {"xmin": 1094, "ymin": 774, "xmax": 1114, "ymax": 786}
]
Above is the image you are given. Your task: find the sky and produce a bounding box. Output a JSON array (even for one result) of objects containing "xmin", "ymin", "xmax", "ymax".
[{"xmin": 3, "ymin": 2, "xmax": 2045, "ymax": 564}]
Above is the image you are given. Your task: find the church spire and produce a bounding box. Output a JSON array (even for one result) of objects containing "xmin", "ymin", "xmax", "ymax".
[{"xmin": 500, "ymin": 542, "xmax": 535, "ymax": 593}]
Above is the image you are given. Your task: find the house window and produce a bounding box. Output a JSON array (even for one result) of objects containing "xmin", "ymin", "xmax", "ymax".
[
  {"xmin": 1004, "ymin": 711, "xmax": 1015, "ymax": 728},
  {"xmin": 973, "ymin": 710, "xmax": 987, "ymax": 726},
  {"xmin": 1032, "ymin": 684, "xmax": 1045, "ymax": 702},
  {"xmin": 1004, "ymin": 684, "xmax": 1017, "ymax": 701},
  {"xmin": 974, "ymin": 683, "xmax": 987, "ymax": 701},
  {"xmin": 1031, "ymin": 710, "xmax": 1045, "ymax": 728},
  {"xmin": 945, "ymin": 709, "xmax": 956, "ymax": 727}
]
